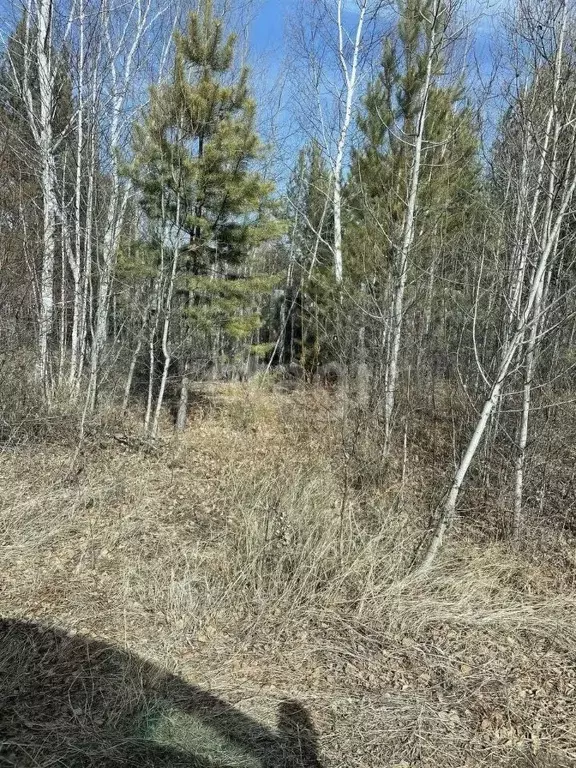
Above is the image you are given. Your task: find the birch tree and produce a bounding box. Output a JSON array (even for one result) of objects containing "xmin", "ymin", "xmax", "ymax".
[
  {"xmin": 332, "ymin": 0, "xmax": 369, "ymax": 284},
  {"xmin": 347, "ymin": 0, "xmax": 468, "ymax": 451},
  {"xmin": 383, "ymin": 0, "xmax": 457, "ymax": 453},
  {"xmin": 1, "ymin": 0, "xmax": 79, "ymax": 397},
  {"xmin": 86, "ymin": 0, "xmax": 170, "ymax": 411},
  {"xmin": 31, "ymin": 0, "xmax": 56, "ymax": 394},
  {"xmin": 420, "ymin": 0, "xmax": 576, "ymax": 568},
  {"xmin": 290, "ymin": 0, "xmax": 387, "ymax": 286}
]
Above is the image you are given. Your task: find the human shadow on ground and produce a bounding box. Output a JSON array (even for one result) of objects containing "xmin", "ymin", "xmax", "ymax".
[{"xmin": 0, "ymin": 618, "xmax": 323, "ymax": 768}]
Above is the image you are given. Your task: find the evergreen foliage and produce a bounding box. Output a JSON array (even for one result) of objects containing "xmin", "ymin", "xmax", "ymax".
[{"xmin": 125, "ymin": 0, "xmax": 283, "ymax": 370}]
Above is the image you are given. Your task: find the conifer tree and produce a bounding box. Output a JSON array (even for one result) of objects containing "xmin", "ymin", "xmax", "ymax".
[
  {"xmin": 127, "ymin": 0, "xmax": 281, "ymax": 431},
  {"xmin": 346, "ymin": 0, "xmax": 479, "ymax": 426},
  {"xmin": 348, "ymin": 2, "xmax": 477, "ymax": 275}
]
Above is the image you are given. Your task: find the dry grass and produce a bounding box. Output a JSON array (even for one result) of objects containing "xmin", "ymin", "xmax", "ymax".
[{"xmin": 1, "ymin": 382, "xmax": 576, "ymax": 766}]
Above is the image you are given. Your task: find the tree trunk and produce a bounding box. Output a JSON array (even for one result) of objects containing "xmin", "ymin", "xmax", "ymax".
[
  {"xmin": 383, "ymin": 0, "xmax": 440, "ymax": 454},
  {"xmin": 333, "ymin": 0, "xmax": 367, "ymax": 284},
  {"xmin": 512, "ymin": 3, "xmax": 566, "ymax": 538},
  {"xmin": 88, "ymin": 176, "xmax": 125, "ymax": 411},
  {"xmin": 58, "ymin": 217, "xmax": 67, "ymax": 386},
  {"xmin": 75, "ymin": 60, "xmax": 100, "ymax": 392},
  {"xmin": 33, "ymin": 0, "xmax": 57, "ymax": 397},
  {"xmin": 419, "ymin": 152, "xmax": 576, "ymax": 570},
  {"xmin": 176, "ymin": 360, "xmax": 190, "ymax": 432},
  {"xmin": 122, "ymin": 335, "xmax": 143, "ymax": 413},
  {"xmin": 68, "ymin": 0, "xmax": 85, "ymax": 388},
  {"xmin": 144, "ymin": 327, "xmax": 156, "ymax": 434},
  {"xmin": 87, "ymin": 0, "xmax": 153, "ymax": 409},
  {"xmin": 151, "ymin": 186, "xmax": 180, "ymax": 437}
]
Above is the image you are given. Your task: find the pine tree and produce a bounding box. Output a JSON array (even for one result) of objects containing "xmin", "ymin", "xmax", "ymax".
[
  {"xmin": 346, "ymin": 0, "xmax": 480, "ymax": 395},
  {"xmin": 347, "ymin": 3, "xmax": 477, "ymax": 274},
  {"xmin": 126, "ymin": 0, "xmax": 282, "ymax": 429}
]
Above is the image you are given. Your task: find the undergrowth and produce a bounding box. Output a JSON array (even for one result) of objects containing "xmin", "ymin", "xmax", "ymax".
[{"xmin": 1, "ymin": 382, "xmax": 575, "ymax": 766}]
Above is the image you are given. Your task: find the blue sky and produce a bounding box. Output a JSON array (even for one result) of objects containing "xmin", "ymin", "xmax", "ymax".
[
  {"xmin": 249, "ymin": 0, "xmax": 287, "ymax": 55},
  {"xmin": 245, "ymin": 0, "xmax": 506, "ymax": 186},
  {"xmin": 248, "ymin": 0, "xmax": 507, "ymax": 52}
]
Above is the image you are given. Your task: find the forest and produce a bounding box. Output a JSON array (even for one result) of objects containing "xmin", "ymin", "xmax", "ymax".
[{"xmin": 1, "ymin": 0, "xmax": 576, "ymax": 766}]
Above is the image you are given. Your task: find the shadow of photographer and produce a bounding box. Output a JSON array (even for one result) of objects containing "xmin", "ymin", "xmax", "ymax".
[{"xmin": 0, "ymin": 618, "xmax": 323, "ymax": 767}]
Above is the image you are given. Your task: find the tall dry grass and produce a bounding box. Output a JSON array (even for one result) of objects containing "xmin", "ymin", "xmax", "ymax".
[{"xmin": 1, "ymin": 381, "xmax": 576, "ymax": 766}]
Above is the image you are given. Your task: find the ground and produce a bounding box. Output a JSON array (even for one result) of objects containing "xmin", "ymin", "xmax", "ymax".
[{"xmin": 1, "ymin": 383, "xmax": 575, "ymax": 766}]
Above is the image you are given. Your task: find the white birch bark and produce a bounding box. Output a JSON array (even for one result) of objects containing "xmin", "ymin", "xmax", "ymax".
[
  {"xmin": 420, "ymin": 139, "xmax": 576, "ymax": 570},
  {"xmin": 23, "ymin": 0, "xmax": 57, "ymax": 396},
  {"xmin": 151, "ymin": 196, "xmax": 181, "ymax": 438},
  {"xmin": 513, "ymin": 277, "xmax": 543, "ymax": 538},
  {"xmin": 76, "ymin": 63, "xmax": 101, "ymax": 389},
  {"xmin": 14, "ymin": 0, "xmax": 79, "ymax": 396},
  {"xmin": 332, "ymin": 0, "xmax": 367, "ymax": 284},
  {"xmin": 88, "ymin": 0, "xmax": 165, "ymax": 410},
  {"xmin": 383, "ymin": 0, "xmax": 441, "ymax": 454},
  {"xmin": 513, "ymin": 5, "xmax": 567, "ymax": 535},
  {"xmin": 144, "ymin": 316, "xmax": 158, "ymax": 434},
  {"xmin": 68, "ymin": 0, "xmax": 86, "ymax": 387}
]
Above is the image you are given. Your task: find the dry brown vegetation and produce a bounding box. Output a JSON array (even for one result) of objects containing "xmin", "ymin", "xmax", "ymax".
[{"xmin": 1, "ymin": 382, "xmax": 576, "ymax": 766}]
